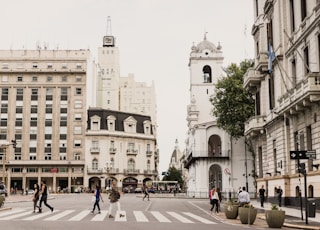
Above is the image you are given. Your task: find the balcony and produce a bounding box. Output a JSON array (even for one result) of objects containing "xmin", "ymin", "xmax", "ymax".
[
  {"xmin": 126, "ymin": 149, "xmax": 138, "ymax": 155},
  {"xmin": 109, "ymin": 148, "xmax": 117, "ymax": 154},
  {"xmin": 146, "ymin": 151, "xmax": 153, "ymax": 156},
  {"xmin": 106, "ymin": 167, "xmax": 119, "ymax": 174},
  {"xmin": 90, "ymin": 147, "xmax": 100, "ymax": 154},
  {"xmin": 143, "ymin": 169, "xmax": 157, "ymax": 175},
  {"xmin": 87, "ymin": 167, "xmax": 103, "ymax": 174},
  {"xmin": 244, "ymin": 115, "xmax": 267, "ymax": 136},
  {"xmin": 255, "ymin": 52, "xmax": 268, "ymax": 73},
  {"xmin": 124, "ymin": 169, "xmax": 140, "ymax": 175},
  {"xmin": 277, "ymin": 72, "xmax": 320, "ymax": 114},
  {"xmin": 244, "ymin": 67, "xmax": 264, "ymax": 90}
]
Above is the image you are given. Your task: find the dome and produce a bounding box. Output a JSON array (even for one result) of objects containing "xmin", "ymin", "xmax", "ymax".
[{"xmin": 194, "ymin": 33, "xmax": 217, "ymax": 52}]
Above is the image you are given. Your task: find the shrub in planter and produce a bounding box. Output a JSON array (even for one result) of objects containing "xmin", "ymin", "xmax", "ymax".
[
  {"xmin": 224, "ymin": 200, "xmax": 239, "ymax": 219},
  {"xmin": 0, "ymin": 195, "xmax": 4, "ymax": 208},
  {"xmin": 238, "ymin": 204, "xmax": 257, "ymax": 225},
  {"xmin": 265, "ymin": 204, "xmax": 285, "ymax": 228}
]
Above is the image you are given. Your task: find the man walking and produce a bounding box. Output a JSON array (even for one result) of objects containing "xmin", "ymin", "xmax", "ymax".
[
  {"xmin": 38, "ymin": 180, "xmax": 54, "ymax": 213},
  {"xmin": 258, "ymin": 185, "xmax": 266, "ymax": 207},
  {"xmin": 277, "ymin": 186, "xmax": 283, "ymax": 207},
  {"xmin": 108, "ymin": 182, "xmax": 124, "ymax": 218},
  {"xmin": 142, "ymin": 185, "xmax": 149, "ymax": 201},
  {"xmin": 238, "ymin": 186, "xmax": 250, "ymax": 207}
]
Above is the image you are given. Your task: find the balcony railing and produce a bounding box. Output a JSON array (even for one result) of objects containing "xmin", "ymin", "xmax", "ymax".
[
  {"xmin": 146, "ymin": 151, "xmax": 152, "ymax": 156},
  {"xmin": 244, "ymin": 67, "xmax": 264, "ymax": 89},
  {"xmin": 244, "ymin": 115, "xmax": 267, "ymax": 136},
  {"xmin": 90, "ymin": 147, "xmax": 100, "ymax": 154},
  {"xmin": 143, "ymin": 169, "xmax": 157, "ymax": 175},
  {"xmin": 106, "ymin": 167, "xmax": 119, "ymax": 174},
  {"xmin": 87, "ymin": 167, "xmax": 103, "ymax": 174},
  {"xmin": 109, "ymin": 148, "xmax": 117, "ymax": 154},
  {"xmin": 277, "ymin": 72, "xmax": 320, "ymax": 114},
  {"xmin": 124, "ymin": 169, "xmax": 140, "ymax": 174},
  {"xmin": 126, "ymin": 149, "xmax": 138, "ymax": 155}
]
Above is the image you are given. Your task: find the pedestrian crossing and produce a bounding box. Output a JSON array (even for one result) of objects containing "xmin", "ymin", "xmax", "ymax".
[{"xmin": 0, "ymin": 208, "xmax": 217, "ymax": 224}]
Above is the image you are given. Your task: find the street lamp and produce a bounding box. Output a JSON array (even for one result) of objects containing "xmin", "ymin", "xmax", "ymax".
[{"xmin": 1, "ymin": 144, "xmax": 10, "ymax": 187}]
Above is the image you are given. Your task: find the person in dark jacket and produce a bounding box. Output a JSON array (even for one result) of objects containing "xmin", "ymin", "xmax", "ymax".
[{"xmin": 39, "ymin": 180, "xmax": 54, "ymax": 213}]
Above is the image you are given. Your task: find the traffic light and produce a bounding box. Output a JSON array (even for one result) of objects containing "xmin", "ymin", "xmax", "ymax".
[{"xmin": 11, "ymin": 139, "xmax": 17, "ymax": 148}]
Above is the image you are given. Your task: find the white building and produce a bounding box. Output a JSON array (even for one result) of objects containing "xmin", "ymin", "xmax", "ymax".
[
  {"xmin": 245, "ymin": 0, "xmax": 320, "ymax": 206},
  {"xmin": 185, "ymin": 35, "xmax": 254, "ymax": 198},
  {"xmin": 85, "ymin": 108, "xmax": 158, "ymax": 191}
]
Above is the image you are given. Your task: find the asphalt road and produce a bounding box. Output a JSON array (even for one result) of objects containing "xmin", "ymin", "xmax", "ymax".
[{"xmin": 0, "ymin": 193, "xmax": 291, "ymax": 230}]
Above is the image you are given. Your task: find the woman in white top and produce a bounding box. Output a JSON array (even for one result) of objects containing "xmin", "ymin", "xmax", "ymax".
[{"xmin": 209, "ymin": 187, "xmax": 219, "ymax": 213}]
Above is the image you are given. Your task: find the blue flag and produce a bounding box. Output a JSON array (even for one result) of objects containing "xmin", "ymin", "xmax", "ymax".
[{"xmin": 268, "ymin": 43, "xmax": 275, "ymax": 73}]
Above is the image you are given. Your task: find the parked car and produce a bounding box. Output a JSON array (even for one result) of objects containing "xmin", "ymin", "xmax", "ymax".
[
  {"xmin": 134, "ymin": 188, "xmax": 142, "ymax": 193},
  {"xmin": 26, "ymin": 189, "xmax": 34, "ymax": 195},
  {"xmin": 0, "ymin": 182, "xmax": 8, "ymax": 197}
]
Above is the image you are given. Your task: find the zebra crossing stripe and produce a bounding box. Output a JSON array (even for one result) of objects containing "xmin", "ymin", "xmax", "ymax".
[
  {"xmin": 44, "ymin": 210, "xmax": 74, "ymax": 221},
  {"xmin": 167, "ymin": 211, "xmax": 194, "ymax": 223},
  {"xmin": 69, "ymin": 210, "xmax": 91, "ymax": 221},
  {"xmin": 133, "ymin": 211, "xmax": 148, "ymax": 222},
  {"xmin": 91, "ymin": 210, "xmax": 108, "ymax": 221},
  {"xmin": 23, "ymin": 210, "xmax": 56, "ymax": 220},
  {"xmin": 150, "ymin": 211, "xmax": 171, "ymax": 223},
  {"xmin": 0, "ymin": 210, "xmax": 32, "ymax": 220},
  {"xmin": 114, "ymin": 211, "xmax": 126, "ymax": 222},
  {"xmin": 0, "ymin": 209, "xmax": 25, "ymax": 218},
  {"xmin": 182, "ymin": 212, "xmax": 216, "ymax": 224}
]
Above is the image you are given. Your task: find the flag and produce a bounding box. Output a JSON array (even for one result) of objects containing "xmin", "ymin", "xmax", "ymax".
[{"xmin": 268, "ymin": 43, "xmax": 275, "ymax": 73}]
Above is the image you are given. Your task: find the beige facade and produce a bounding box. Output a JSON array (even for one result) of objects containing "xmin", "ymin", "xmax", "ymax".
[
  {"xmin": 245, "ymin": 0, "xmax": 320, "ymax": 205},
  {"xmin": 0, "ymin": 49, "xmax": 89, "ymax": 193}
]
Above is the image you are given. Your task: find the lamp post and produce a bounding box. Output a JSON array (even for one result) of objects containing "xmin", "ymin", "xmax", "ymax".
[{"xmin": 1, "ymin": 144, "xmax": 9, "ymax": 184}]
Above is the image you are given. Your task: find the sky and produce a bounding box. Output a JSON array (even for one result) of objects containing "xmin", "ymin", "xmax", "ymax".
[{"xmin": 0, "ymin": 0, "xmax": 254, "ymax": 174}]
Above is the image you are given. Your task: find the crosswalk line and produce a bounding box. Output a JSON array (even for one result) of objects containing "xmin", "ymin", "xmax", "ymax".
[
  {"xmin": 182, "ymin": 212, "xmax": 216, "ymax": 224},
  {"xmin": 167, "ymin": 211, "xmax": 194, "ymax": 223},
  {"xmin": 0, "ymin": 209, "xmax": 26, "ymax": 217},
  {"xmin": 23, "ymin": 210, "xmax": 56, "ymax": 220},
  {"xmin": 69, "ymin": 210, "xmax": 91, "ymax": 221},
  {"xmin": 133, "ymin": 211, "xmax": 148, "ymax": 222},
  {"xmin": 45, "ymin": 210, "xmax": 74, "ymax": 221},
  {"xmin": 150, "ymin": 211, "xmax": 171, "ymax": 223},
  {"xmin": 0, "ymin": 210, "xmax": 32, "ymax": 220},
  {"xmin": 91, "ymin": 210, "xmax": 108, "ymax": 221}
]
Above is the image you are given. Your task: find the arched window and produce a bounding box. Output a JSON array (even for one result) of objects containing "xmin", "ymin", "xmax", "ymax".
[
  {"xmin": 128, "ymin": 158, "xmax": 135, "ymax": 170},
  {"xmin": 147, "ymin": 160, "xmax": 150, "ymax": 170},
  {"xmin": 203, "ymin": 65, "xmax": 212, "ymax": 83},
  {"xmin": 92, "ymin": 159, "xmax": 98, "ymax": 170},
  {"xmin": 295, "ymin": 186, "xmax": 300, "ymax": 197},
  {"xmin": 208, "ymin": 135, "xmax": 222, "ymax": 156}
]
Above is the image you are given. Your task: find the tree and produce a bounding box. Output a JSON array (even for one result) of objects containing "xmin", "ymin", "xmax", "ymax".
[
  {"xmin": 209, "ymin": 59, "xmax": 257, "ymax": 187},
  {"xmin": 209, "ymin": 59, "xmax": 255, "ymax": 138},
  {"xmin": 162, "ymin": 166, "xmax": 183, "ymax": 186}
]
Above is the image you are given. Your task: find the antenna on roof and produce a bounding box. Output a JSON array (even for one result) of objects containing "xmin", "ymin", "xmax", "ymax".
[{"xmin": 106, "ymin": 16, "xmax": 112, "ymax": 36}]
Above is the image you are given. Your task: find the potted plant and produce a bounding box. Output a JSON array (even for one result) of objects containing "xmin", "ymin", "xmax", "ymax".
[
  {"xmin": 265, "ymin": 203, "xmax": 285, "ymax": 228},
  {"xmin": 0, "ymin": 195, "xmax": 4, "ymax": 208},
  {"xmin": 224, "ymin": 199, "xmax": 240, "ymax": 219},
  {"xmin": 238, "ymin": 204, "xmax": 257, "ymax": 225}
]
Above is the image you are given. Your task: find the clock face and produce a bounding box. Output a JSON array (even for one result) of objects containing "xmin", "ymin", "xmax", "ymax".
[{"xmin": 103, "ymin": 36, "xmax": 114, "ymax": 46}]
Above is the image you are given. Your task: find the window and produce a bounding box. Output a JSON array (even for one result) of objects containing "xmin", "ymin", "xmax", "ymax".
[
  {"xmin": 62, "ymin": 63, "xmax": 67, "ymax": 69},
  {"xmin": 75, "ymin": 76, "xmax": 82, "ymax": 82},
  {"xmin": 16, "ymin": 88, "xmax": 23, "ymax": 101},
  {"xmin": 29, "ymin": 153, "xmax": 36, "ymax": 160},
  {"xmin": 46, "ymin": 88, "xmax": 53, "ymax": 100},
  {"xmin": 16, "ymin": 106, "xmax": 23, "ymax": 113},
  {"xmin": 61, "ymin": 76, "xmax": 67, "ymax": 82},
  {"xmin": 59, "ymin": 153, "xmax": 66, "ymax": 160},
  {"xmin": 74, "ymin": 140, "xmax": 81, "ymax": 148},
  {"xmin": 289, "ymin": 0, "xmax": 295, "ymax": 33},
  {"xmin": 74, "ymin": 126, "xmax": 82, "ymax": 135},
  {"xmin": 47, "ymin": 76, "xmax": 53, "ymax": 82},
  {"xmin": 45, "ymin": 152, "xmax": 52, "ymax": 160},
  {"xmin": 268, "ymin": 74, "xmax": 275, "ymax": 110},
  {"xmin": 76, "ymin": 63, "xmax": 82, "ymax": 69},
  {"xmin": 2, "ymin": 63, "xmax": 8, "ymax": 69},
  {"xmin": 110, "ymin": 158, "xmax": 114, "ymax": 168},
  {"xmin": 32, "ymin": 76, "xmax": 38, "ymax": 82},
  {"xmin": 1, "ymin": 104, "xmax": 8, "ymax": 113},
  {"xmin": 17, "ymin": 76, "xmax": 23, "ymax": 82},
  {"xmin": 31, "ymin": 105, "xmax": 37, "ymax": 113},
  {"xmin": 301, "ymin": 0, "xmax": 307, "ymax": 21},
  {"xmin": 75, "ymin": 88, "xmax": 82, "ymax": 95},
  {"xmin": 75, "ymin": 114, "xmax": 82, "ymax": 121},
  {"xmin": 291, "ymin": 58, "xmax": 297, "ymax": 87},
  {"xmin": 75, "ymin": 100, "xmax": 82, "ymax": 109},
  {"xmin": 128, "ymin": 159, "xmax": 135, "ymax": 170},
  {"xmin": 74, "ymin": 152, "xmax": 81, "ymax": 160},
  {"xmin": 147, "ymin": 160, "xmax": 150, "ymax": 170},
  {"xmin": 304, "ymin": 46, "xmax": 310, "ymax": 75},
  {"xmin": 32, "ymin": 63, "xmax": 38, "ymax": 68},
  {"xmin": 47, "ymin": 63, "xmax": 53, "ymax": 69},
  {"xmin": 46, "ymin": 104, "xmax": 52, "ymax": 113},
  {"xmin": 92, "ymin": 159, "xmax": 98, "ymax": 170}
]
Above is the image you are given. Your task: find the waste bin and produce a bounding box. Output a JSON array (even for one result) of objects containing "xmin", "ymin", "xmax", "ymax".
[{"xmin": 308, "ymin": 199, "xmax": 316, "ymax": 218}]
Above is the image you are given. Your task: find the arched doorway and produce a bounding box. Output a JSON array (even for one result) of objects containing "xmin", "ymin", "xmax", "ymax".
[
  {"xmin": 122, "ymin": 177, "xmax": 137, "ymax": 193},
  {"xmin": 88, "ymin": 177, "xmax": 101, "ymax": 193},
  {"xmin": 209, "ymin": 164, "xmax": 222, "ymax": 191}
]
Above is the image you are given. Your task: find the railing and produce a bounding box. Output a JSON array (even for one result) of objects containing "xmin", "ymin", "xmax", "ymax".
[
  {"xmin": 126, "ymin": 149, "xmax": 138, "ymax": 155},
  {"xmin": 109, "ymin": 148, "xmax": 117, "ymax": 154},
  {"xmin": 106, "ymin": 168, "xmax": 119, "ymax": 174},
  {"xmin": 146, "ymin": 151, "xmax": 152, "ymax": 156},
  {"xmin": 87, "ymin": 168, "xmax": 103, "ymax": 174},
  {"xmin": 90, "ymin": 147, "xmax": 100, "ymax": 154},
  {"xmin": 124, "ymin": 169, "xmax": 140, "ymax": 174}
]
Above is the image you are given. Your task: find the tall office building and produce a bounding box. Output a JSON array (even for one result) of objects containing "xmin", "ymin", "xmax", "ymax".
[{"xmin": 0, "ymin": 49, "xmax": 89, "ymax": 193}]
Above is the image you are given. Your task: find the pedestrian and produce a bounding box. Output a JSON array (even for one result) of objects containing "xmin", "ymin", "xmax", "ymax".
[
  {"xmin": 91, "ymin": 184, "xmax": 103, "ymax": 214},
  {"xmin": 238, "ymin": 186, "xmax": 242, "ymax": 194},
  {"xmin": 277, "ymin": 186, "xmax": 283, "ymax": 207},
  {"xmin": 238, "ymin": 186, "xmax": 250, "ymax": 207},
  {"xmin": 142, "ymin": 185, "xmax": 149, "ymax": 201},
  {"xmin": 39, "ymin": 180, "xmax": 54, "ymax": 213},
  {"xmin": 32, "ymin": 183, "xmax": 40, "ymax": 213},
  {"xmin": 258, "ymin": 185, "xmax": 266, "ymax": 207},
  {"xmin": 216, "ymin": 188, "xmax": 222, "ymax": 212},
  {"xmin": 108, "ymin": 182, "xmax": 124, "ymax": 218},
  {"xmin": 209, "ymin": 187, "xmax": 219, "ymax": 214}
]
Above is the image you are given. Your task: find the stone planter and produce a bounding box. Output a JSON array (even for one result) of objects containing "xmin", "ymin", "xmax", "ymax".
[
  {"xmin": 238, "ymin": 207, "xmax": 257, "ymax": 225},
  {"xmin": 265, "ymin": 210, "xmax": 285, "ymax": 228},
  {"xmin": 224, "ymin": 201, "xmax": 239, "ymax": 219}
]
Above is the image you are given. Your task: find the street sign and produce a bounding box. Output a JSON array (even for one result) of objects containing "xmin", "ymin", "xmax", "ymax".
[
  {"xmin": 306, "ymin": 150, "xmax": 316, "ymax": 160},
  {"xmin": 290, "ymin": 151, "xmax": 307, "ymax": 160}
]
